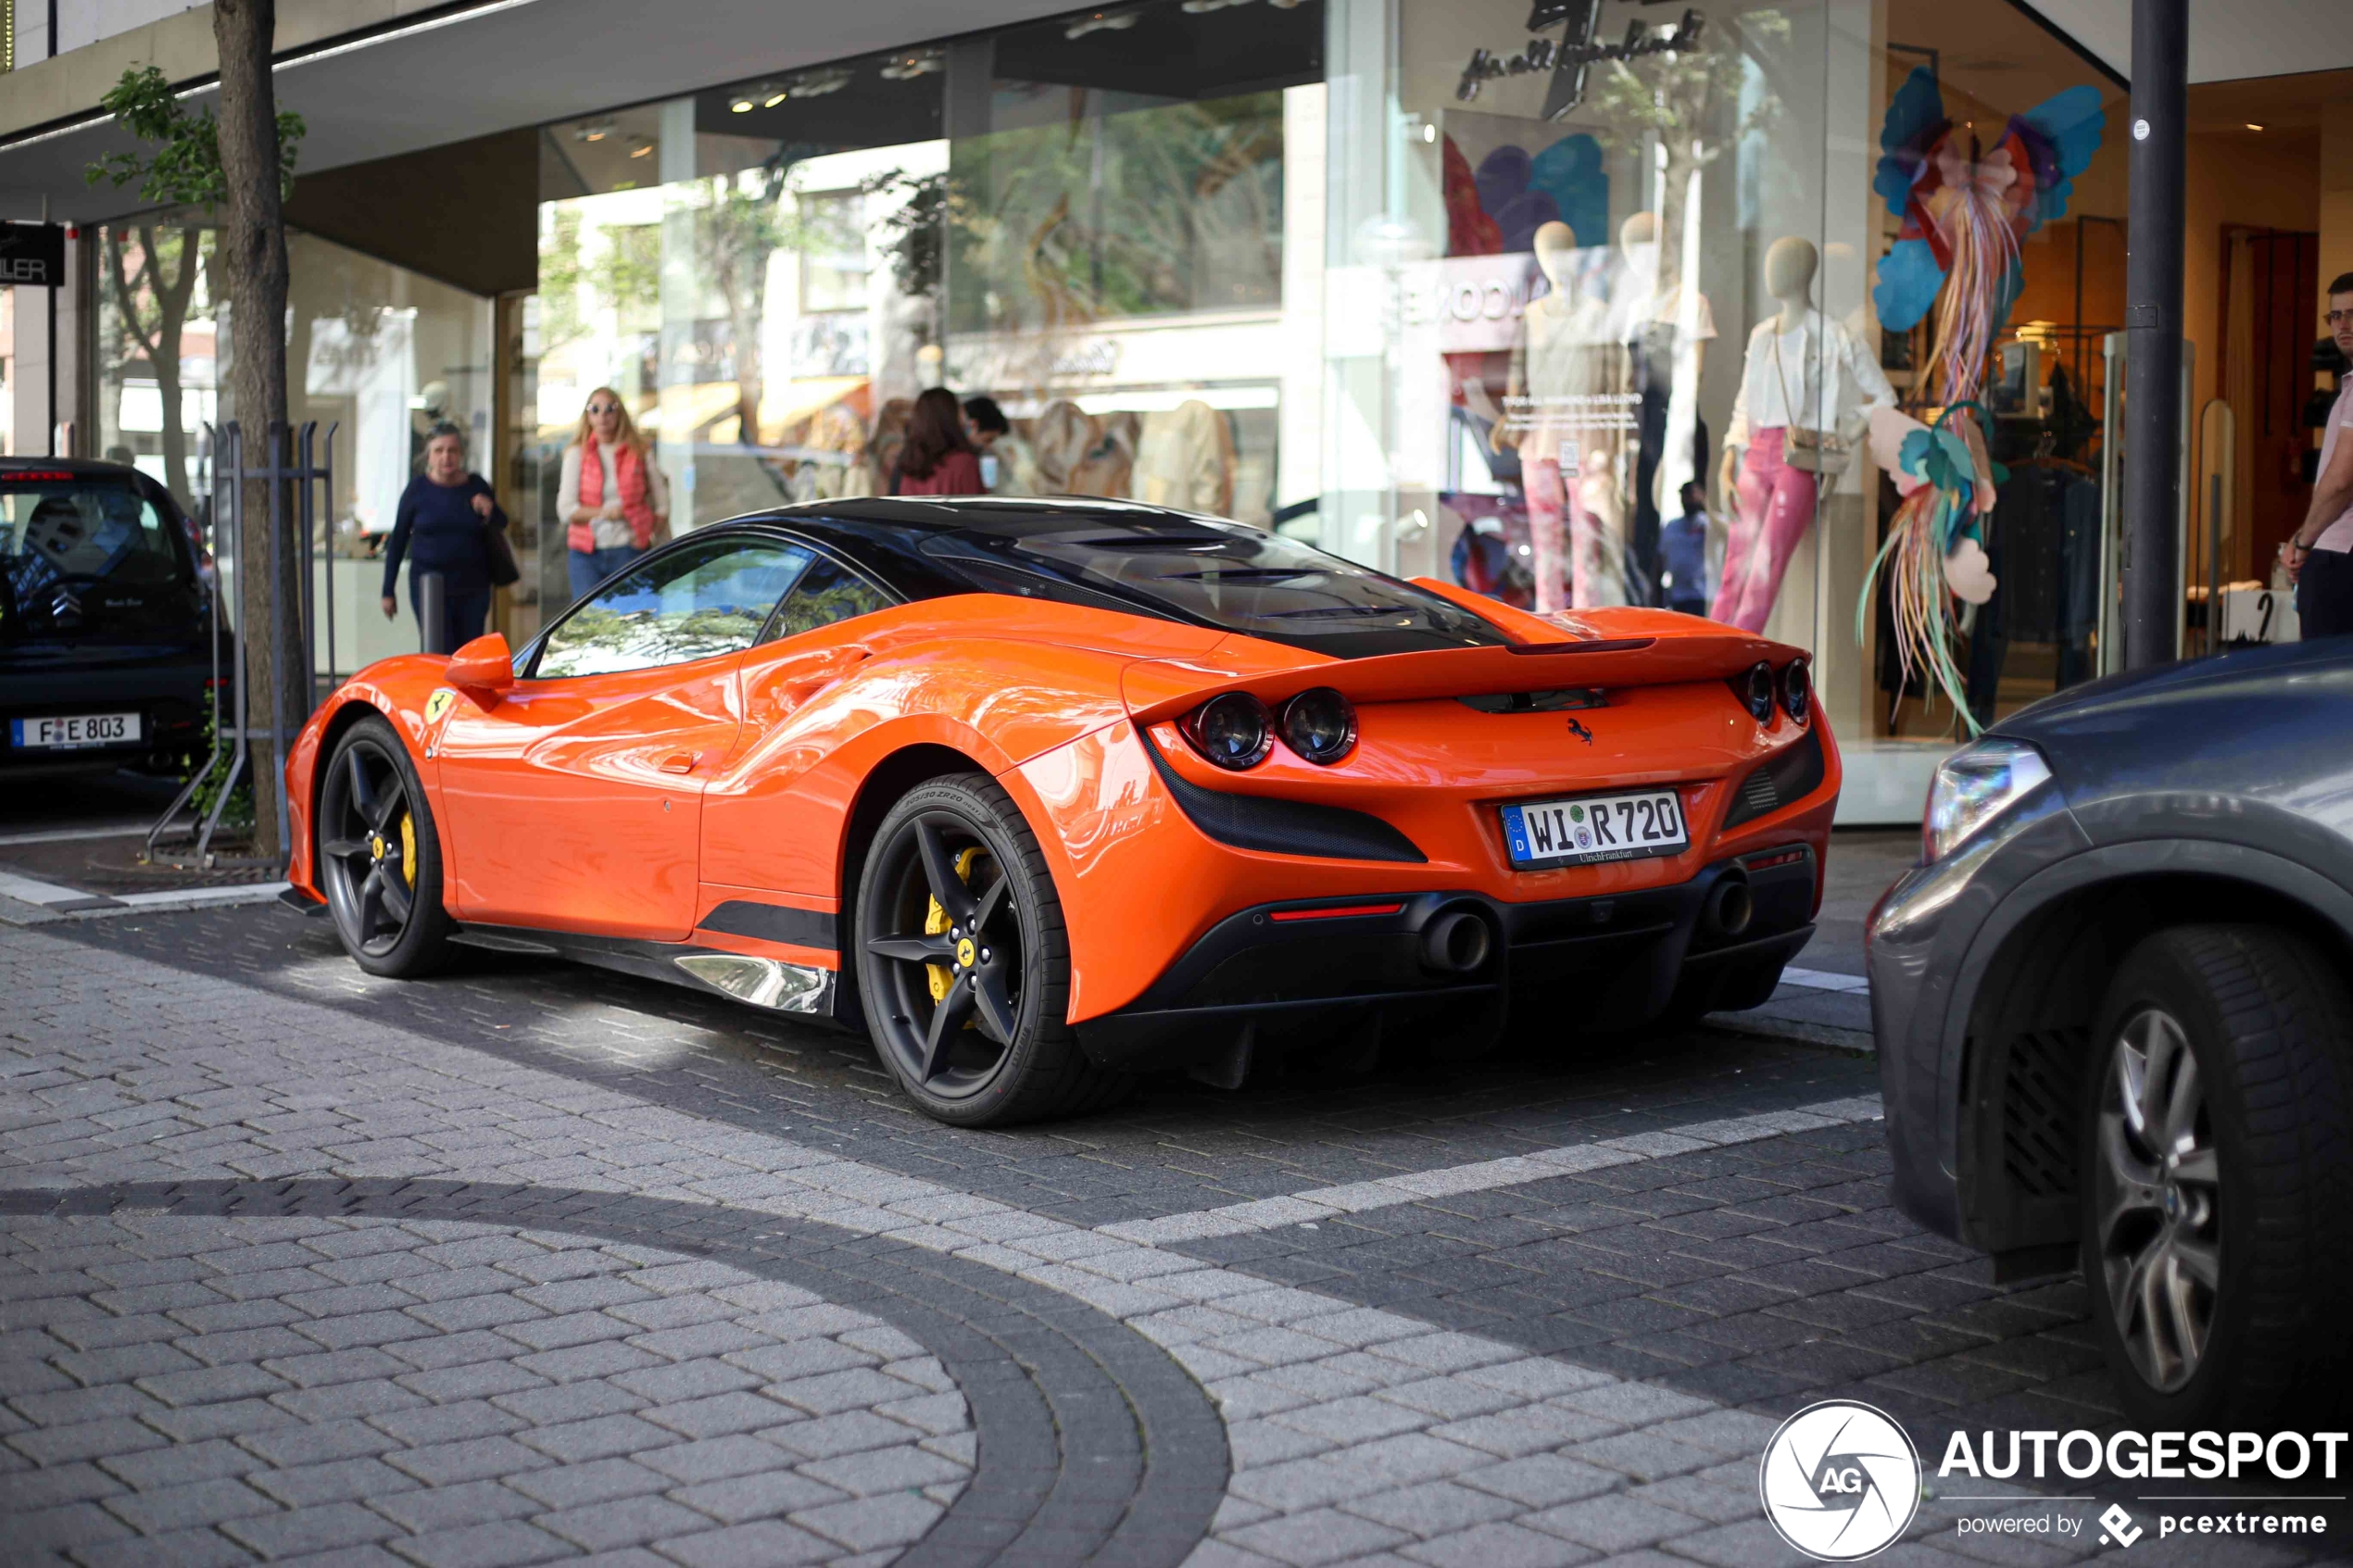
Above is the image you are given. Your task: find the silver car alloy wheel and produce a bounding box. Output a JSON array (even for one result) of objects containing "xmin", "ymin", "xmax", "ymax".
[{"xmin": 2093, "ymin": 1006, "xmax": 2221, "ymax": 1393}]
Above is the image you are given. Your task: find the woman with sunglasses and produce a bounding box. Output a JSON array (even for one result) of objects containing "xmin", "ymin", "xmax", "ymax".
[{"xmin": 557, "ymin": 389, "xmax": 670, "ymax": 601}]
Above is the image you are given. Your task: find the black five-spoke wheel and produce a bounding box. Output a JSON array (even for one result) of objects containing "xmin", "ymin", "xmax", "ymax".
[
  {"xmin": 854, "ymin": 774, "xmax": 1126, "ymax": 1126},
  {"xmin": 317, "ymin": 717, "xmax": 452, "ymax": 977}
]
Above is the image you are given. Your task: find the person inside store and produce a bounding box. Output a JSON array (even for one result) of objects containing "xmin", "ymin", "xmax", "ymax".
[
  {"xmin": 379, "ymin": 423, "xmax": 507, "ymax": 653},
  {"xmin": 1659, "ymin": 481, "xmax": 1713, "ymax": 618},
  {"xmin": 962, "ymin": 395, "xmax": 1034, "ymax": 495},
  {"xmin": 2283, "ymin": 271, "xmax": 2353, "ymax": 639},
  {"xmin": 558, "ymin": 387, "xmax": 669, "ymax": 601},
  {"xmin": 891, "ymin": 387, "xmax": 986, "ymax": 496}
]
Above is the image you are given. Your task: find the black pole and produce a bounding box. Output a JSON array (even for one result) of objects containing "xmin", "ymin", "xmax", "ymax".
[
  {"xmin": 2121, "ymin": 0, "xmax": 2187, "ymax": 669},
  {"xmin": 45, "ymin": 282, "xmax": 57, "ymax": 458}
]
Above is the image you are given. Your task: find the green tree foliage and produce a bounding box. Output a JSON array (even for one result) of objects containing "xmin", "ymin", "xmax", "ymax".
[{"xmin": 85, "ymin": 64, "xmax": 305, "ymax": 206}]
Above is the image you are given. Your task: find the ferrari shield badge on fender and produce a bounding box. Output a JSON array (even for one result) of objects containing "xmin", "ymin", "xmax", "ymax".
[{"xmin": 424, "ymin": 689, "xmax": 456, "ymax": 725}]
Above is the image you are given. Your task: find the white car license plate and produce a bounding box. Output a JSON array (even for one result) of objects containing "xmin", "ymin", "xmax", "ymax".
[
  {"xmin": 1502, "ymin": 787, "xmax": 1689, "ymax": 869},
  {"xmin": 11, "ymin": 712, "xmax": 142, "ymax": 751}
]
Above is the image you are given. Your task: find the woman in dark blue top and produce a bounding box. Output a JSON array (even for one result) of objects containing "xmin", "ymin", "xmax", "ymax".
[{"xmin": 380, "ymin": 423, "xmax": 507, "ymax": 653}]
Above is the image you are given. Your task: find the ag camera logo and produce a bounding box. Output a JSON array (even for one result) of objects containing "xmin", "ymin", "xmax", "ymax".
[{"xmin": 1759, "ymin": 1399, "xmax": 1921, "ymax": 1560}]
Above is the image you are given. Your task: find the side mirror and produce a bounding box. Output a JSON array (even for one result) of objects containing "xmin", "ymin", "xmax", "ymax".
[{"xmin": 446, "ymin": 633, "xmax": 515, "ymax": 696}]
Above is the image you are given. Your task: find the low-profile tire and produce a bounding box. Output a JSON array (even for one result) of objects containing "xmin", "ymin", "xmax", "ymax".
[
  {"xmin": 854, "ymin": 772, "xmax": 1128, "ymax": 1127},
  {"xmin": 2078, "ymin": 924, "xmax": 2353, "ymax": 1429},
  {"xmin": 316, "ymin": 715, "xmax": 455, "ymax": 979}
]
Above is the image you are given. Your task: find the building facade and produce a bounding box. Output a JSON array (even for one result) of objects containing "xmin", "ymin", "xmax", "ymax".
[{"xmin": 3, "ymin": 0, "xmax": 2351, "ymax": 816}]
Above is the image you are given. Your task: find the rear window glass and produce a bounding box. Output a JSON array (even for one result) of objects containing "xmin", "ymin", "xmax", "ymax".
[
  {"xmin": 2, "ymin": 478, "xmax": 182, "ymax": 591},
  {"xmin": 918, "ymin": 515, "xmax": 1506, "ymax": 658}
]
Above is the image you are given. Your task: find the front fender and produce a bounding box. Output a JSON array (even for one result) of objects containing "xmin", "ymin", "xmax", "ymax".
[{"xmin": 285, "ymin": 655, "xmax": 450, "ymax": 899}]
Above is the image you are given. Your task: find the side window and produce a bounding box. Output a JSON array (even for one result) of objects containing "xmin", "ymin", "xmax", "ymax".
[
  {"xmin": 535, "ymin": 539, "xmax": 812, "ymax": 678},
  {"xmin": 759, "ymin": 556, "xmax": 888, "ymax": 644}
]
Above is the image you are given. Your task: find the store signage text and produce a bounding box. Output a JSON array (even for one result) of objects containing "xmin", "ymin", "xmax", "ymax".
[
  {"xmin": 0, "ymin": 222, "xmax": 66, "ymax": 288},
  {"xmin": 1457, "ymin": 4, "xmax": 1705, "ymax": 120}
]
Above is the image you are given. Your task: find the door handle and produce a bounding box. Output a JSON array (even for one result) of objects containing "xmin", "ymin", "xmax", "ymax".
[{"xmin": 661, "ymin": 752, "xmax": 697, "ymax": 774}]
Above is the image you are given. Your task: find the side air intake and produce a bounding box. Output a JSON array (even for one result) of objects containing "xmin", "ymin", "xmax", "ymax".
[
  {"xmin": 1722, "ymin": 730, "xmax": 1826, "ymax": 828},
  {"xmin": 1139, "ymin": 731, "xmax": 1427, "ymax": 863}
]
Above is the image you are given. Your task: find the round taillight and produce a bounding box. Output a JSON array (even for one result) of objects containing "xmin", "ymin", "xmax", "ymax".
[
  {"xmin": 1780, "ymin": 659, "xmax": 1811, "ymax": 724},
  {"xmin": 1738, "ymin": 661, "xmax": 1775, "ymax": 723},
  {"xmin": 1280, "ymin": 687, "xmax": 1357, "ymax": 765},
  {"xmin": 1183, "ymin": 692, "xmax": 1275, "ymax": 770}
]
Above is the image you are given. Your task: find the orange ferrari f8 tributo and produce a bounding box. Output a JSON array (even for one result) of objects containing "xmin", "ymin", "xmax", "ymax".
[{"xmin": 283, "ymin": 499, "xmax": 1837, "ymax": 1124}]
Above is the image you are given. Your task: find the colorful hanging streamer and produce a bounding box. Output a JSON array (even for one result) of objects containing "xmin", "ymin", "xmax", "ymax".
[{"xmin": 1858, "ymin": 68, "xmax": 2105, "ymax": 734}]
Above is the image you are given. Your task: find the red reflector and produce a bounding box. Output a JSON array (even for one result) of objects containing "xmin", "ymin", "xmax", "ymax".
[
  {"xmin": 1746, "ymin": 848, "xmax": 1806, "ymax": 871},
  {"xmin": 2, "ymin": 471, "xmax": 80, "ymax": 483},
  {"xmin": 1269, "ymin": 901, "xmax": 1406, "ymax": 922}
]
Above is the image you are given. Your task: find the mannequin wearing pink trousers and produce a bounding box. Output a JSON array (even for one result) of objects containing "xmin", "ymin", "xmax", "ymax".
[{"xmin": 1711, "ymin": 429, "xmax": 1818, "ymax": 631}]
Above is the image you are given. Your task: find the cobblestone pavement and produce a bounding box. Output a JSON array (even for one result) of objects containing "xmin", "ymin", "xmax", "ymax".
[{"xmin": 0, "ymin": 908, "xmax": 2334, "ymax": 1566}]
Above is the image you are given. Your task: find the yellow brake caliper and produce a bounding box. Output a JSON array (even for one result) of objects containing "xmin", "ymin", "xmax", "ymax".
[
  {"xmin": 925, "ymin": 847, "xmax": 985, "ymax": 1005},
  {"xmin": 398, "ymin": 809, "xmax": 417, "ymax": 887}
]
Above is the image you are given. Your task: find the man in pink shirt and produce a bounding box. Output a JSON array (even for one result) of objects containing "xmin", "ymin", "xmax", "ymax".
[{"xmin": 2283, "ymin": 271, "xmax": 2353, "ymax": 638}]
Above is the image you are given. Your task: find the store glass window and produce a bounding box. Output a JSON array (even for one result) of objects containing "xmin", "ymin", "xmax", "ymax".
[
  {"xmin": 533, "ymin": 0, "xmax": 1325, "ymax": 623},
  {"xmin": 94, "ymin": 220, "xmax": 220, "ymax": 519},
  {"xmin": 97, "ymin": 221, "xmax": 497, "ymax": 676}
]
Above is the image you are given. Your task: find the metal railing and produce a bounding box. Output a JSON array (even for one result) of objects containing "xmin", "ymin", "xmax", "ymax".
[{"xmin": 146, "ymin": 419, "xmax": 339, "ymax": 869}]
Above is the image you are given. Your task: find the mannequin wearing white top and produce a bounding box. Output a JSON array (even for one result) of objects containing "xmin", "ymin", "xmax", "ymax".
[
  {"xmin": 1500, "ymin": 221, "xmax": 1631, "ymax": 610},
  {"xmin": 1710, "ymin": 237, "xmax": 1895, "ymax": 631}
]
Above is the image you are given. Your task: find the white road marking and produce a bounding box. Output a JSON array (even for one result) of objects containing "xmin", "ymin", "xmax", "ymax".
[
  {"xmin": 1098, "ymin": 1095, "xmax": 1885, "ymax": 1245},
  {"xmin": 1780, "ymin": 965, "xmax": 1871, "ymax": 994}
]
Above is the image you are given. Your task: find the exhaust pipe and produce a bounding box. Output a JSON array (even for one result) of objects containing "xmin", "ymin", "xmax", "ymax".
[
  {"xmin": 1703, "ymin": 875, "xmax": 1753, "ymax": 939},
  {"xmin": 1420, "ymin": 909, "xmax": 1493, "ymax": 974}
]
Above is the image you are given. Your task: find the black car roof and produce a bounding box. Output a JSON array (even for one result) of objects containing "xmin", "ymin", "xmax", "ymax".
[{"xmin": 685, "ymin": 497, "xmax": 1509, "ymax": 659}]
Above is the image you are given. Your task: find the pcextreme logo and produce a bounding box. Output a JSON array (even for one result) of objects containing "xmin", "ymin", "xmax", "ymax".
[{"xmin": 1758, "ymin": 1399, "xmax": 1922, "ymax": 1561}]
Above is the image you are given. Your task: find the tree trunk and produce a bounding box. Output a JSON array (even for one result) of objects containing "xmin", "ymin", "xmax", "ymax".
[{"xmin": 213, "ymin": 0, "xmax": 295, "ymax": 859}]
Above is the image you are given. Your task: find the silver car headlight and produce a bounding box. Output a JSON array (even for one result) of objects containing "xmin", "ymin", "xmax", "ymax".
[{"xmin": 1922, "ymin": 737, "xmax": 2053, "ymax": 864}]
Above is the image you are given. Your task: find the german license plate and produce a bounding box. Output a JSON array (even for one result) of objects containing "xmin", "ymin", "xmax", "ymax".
[
  {"xmin": 1502, "ymin": 787, "xmax": 1688, "ymax": 869},
  {"xmin": 11, "ymin": 712, "xmax": 142, "ymax": 750}
]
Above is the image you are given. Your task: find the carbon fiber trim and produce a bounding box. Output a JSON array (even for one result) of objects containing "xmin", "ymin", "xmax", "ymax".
[
  {"xmin": 699, "ymin": 899, "xmax": 837, "ymax": 951},
  {"xmin": 1139, "ymin": 729, "xmax": 1427, "ymax": 864}
]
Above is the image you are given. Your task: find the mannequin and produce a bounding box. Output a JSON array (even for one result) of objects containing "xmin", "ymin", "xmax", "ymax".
[
  {"xmin": 1135, "ymin": 399, "xmax": 1236, "ymax": 515},
  {"xmin": 1711, "ymin": 236, "xmax": 1894, "ymax": 632},
  {"xmin": 1500, "ymin": 221, "xmax": 1629, "ymax": 610},
  {"xmin": 1612, "ymin": 212, "xmax": 1716, "ymax": 605}
]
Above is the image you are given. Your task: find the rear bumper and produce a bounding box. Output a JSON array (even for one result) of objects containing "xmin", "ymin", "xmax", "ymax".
[
  {"xmin": 1075, "ymin": 844, "xmax": 1818, "ymax": 1071},
  {"xmin": 0, "ymin": 654, "xmax": 216, "ymax": 769}
]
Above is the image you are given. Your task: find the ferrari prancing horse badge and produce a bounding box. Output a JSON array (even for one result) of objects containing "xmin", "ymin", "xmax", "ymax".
[{"xmin": 424, "ymin": 689, "xmax": 456, "ymax": 724}]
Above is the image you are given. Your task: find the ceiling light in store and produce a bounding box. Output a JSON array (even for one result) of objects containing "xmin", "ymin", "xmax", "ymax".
[
  {"xmin": 1180, "ymin": 0, "xmax": 1252, "ymax": 12},
  {"xmin": 2246, "ymin": 122, "xmax": 2264, "ymax": 131},
  {"xmin": 1421, "ymin": 122, "xmax": 1436, "ymax": 143},
  {"xmin": 574, "ymin": 118, "xmax": 616, "ymax": 142},
  {"xmin": 628, "ymin": 138, "xmax": 654, "ymax": 158},
  {"xmin": 1065, "ymin": 9, "xmax": 1140, "ymax": 38},
  {"xmin": 765, "ymin": 92, "xmax": 787, "ymax": 107},
  {"xmin": 786, "ymin": 68, "xmax": 852, "ymax": 96},
  {"xmin": 729, "ymin": 95, "xmax": 755, "ymax": 113},
  {"xmin": 879, "ymin": 47, "xmax": 946, "ymax": 80}
]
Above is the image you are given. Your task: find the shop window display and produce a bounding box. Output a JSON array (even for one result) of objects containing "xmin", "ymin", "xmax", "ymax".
[{"xmin": 1399, "ymin": 0, "xmax": 1844, "ymax": 640}]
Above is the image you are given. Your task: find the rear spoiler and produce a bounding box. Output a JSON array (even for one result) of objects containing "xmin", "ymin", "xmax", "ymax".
[{"xmin": 1121, "ymin": 589, "xmax": 1803, "ymax": 725}]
